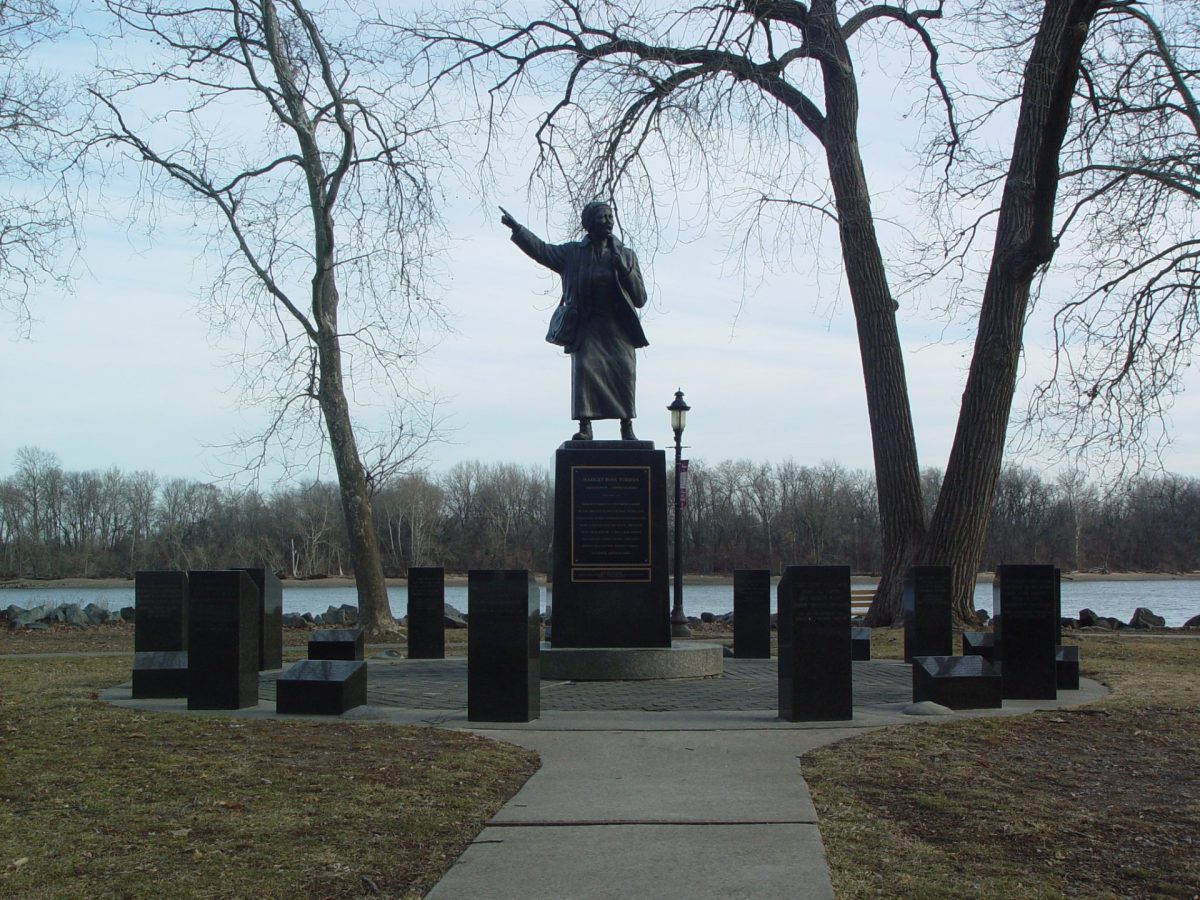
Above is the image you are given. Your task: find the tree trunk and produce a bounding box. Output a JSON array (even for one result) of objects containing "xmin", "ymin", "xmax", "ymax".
[
  {"xmin": 810, "ymin": 1, "xmax": 926, "ymax": 625},
  {"xmin": 919, "ymin": 0, "xmax": 1102, "ymax": 622},
  {"xmin": 316, "ymin": 331, "xmax": 396, "ymax": 635}
]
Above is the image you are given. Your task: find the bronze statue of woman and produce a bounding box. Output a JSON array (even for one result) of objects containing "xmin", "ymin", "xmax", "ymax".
[{"xmin": 501, "ymin": 201, "xmax": 649, "ymax": 441}]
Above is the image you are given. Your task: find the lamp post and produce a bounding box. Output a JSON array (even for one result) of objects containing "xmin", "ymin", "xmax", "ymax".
[{"xmin": 668, "ymin": 389, "xmax": 691, "ymax": 638}]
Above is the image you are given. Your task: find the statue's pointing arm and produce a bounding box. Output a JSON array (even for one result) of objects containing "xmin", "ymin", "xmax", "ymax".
[{"xmin": 501, "ymin": 207, "xmax": 568, "ymax": 274}]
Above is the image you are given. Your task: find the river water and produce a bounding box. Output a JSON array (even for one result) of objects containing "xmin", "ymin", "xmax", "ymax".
[{"xmin": 3, "ymin": 578, "xmax": 1198, "ymax": 626}]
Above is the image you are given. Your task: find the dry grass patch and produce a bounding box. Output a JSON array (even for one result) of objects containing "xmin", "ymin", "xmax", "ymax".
[
  {"xmin": 0, "ymin": 655, "xmax": 537, "ymax": 898},
  {"xmin": 805, "ymin": 632, "xmax": 1200, "ymax": 899}
]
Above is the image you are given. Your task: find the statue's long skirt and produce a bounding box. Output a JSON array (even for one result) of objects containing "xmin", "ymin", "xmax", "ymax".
[{"xmin": 571, "ymin": 314, "xmax": 636, "ymax": 421}]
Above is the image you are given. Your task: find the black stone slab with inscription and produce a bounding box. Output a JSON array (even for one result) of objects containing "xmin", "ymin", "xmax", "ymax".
[
  {"xmin": 1056, "ymin": 645, "xmax": 1080, "ymax": 690},
  {"xmin": 467, "ymin": 570, "xmax": 540, "ymax": 722},
  {"xmin": 903, "ymin": 565, "xmax": 953, "ymax": 662},
  {"xmin": 851, "ymin": 626, "xmax": 872, "ymax": 661},
  {"xmin": 994, "ymin": 565, "xmax": 1058, "ymax": 700},
  {"xmin": 276, "ymin": 660, "xmax": 367, "ymax": 715},
  {"xmin": 551, "ymin": 442, "xmax": 669, "ymax": 647},
  {"xmin": 962, "ymin": 631, "xmax": 995, "ymax": 662},
  {"xmin": 132, "ymin": 650, "xmax": 189, "ymax": 699},
  {"xmin": 186, "ymin": 569, "xmax": 260, "ymax": 710},
  {"xmin": 407, "ymin": 567, "xmax": 446, "ymax": 659},
  {"xmin": 135, "ymin": 570, "xmax": 189, "ymax": 652},
  {"xmin": 238, "ymin": 567, "xmax": 283, "ymax": 670},
  {"xmin": 911, "ymin": 655, "xmax": 1002, "ymax": 709},
  {"xmin": 733, "ymin": 569, "xmax": 771, "ymax": 659},
  {"xmin": 309, "ymin": 628, "xmax": 364, "ymax": 661},
  {"xmin": 777, "ymin": 566, "xmax": 852, "ymax": 721}
]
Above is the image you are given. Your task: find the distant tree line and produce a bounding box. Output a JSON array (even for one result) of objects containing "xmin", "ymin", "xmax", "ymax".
[{"xmin": 2, "ymin": 447, "xmax": 1199, "ymax": 581}]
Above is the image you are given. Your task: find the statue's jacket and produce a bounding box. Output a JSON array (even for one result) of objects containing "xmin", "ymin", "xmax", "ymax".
[{"xmin": 510, "ymin": 225, "xmax": 649, "ymax": 353}]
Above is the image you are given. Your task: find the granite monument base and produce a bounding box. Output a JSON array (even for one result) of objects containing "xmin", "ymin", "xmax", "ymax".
[
  {"xmin": 276, "ymin": 660, "xmax": 367, "ymax": 715},
  {"xmin": 550, "ymin": 442, "xmax": 669, "ymax": 648},
  {"xmin": 131, "ymin": 650, "xmax": 189, "ymax": 699},
  {"xmin": 912, "ymin": 655, "xmax": 1002, "ymax": 710},
  {"xmin": 539, "ymin": 642, "xmax": 722, "ymax": 680}
]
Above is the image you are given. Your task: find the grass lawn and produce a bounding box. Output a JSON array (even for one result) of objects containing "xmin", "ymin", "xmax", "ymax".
[
  {"xmin": 804, "ymin": 628, "xmax": 1200, "ymax": 898},
  {"xmin": 0, "ymin": 643, "xmax": 536, "ymax": 898}
]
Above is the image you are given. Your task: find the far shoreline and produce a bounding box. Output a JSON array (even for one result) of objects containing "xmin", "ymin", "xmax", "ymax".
[{"xmin": 4, "ymin": 570, "xmax": 1199, "ymax": 591}]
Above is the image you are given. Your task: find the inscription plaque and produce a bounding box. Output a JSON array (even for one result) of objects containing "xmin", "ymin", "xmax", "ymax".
[{"xmin": 571, "ymin": 465, "xmax": 651, "ymax": 574}]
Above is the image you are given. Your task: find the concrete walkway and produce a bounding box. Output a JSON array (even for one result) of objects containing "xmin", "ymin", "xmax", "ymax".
[{"xmin": 99, "ymin": 656, "xmax": 1108, "ymax": 899}]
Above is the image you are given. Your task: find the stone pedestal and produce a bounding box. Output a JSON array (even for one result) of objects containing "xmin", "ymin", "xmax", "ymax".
[
  {"xmin": 238, "ymin": 567, "xmax": 282, "ymax": 671},
  {"xmin": 468, "ymin": 570, "xmax": 540, "ymax": 722},
  {"xmin": 912, "ymin": 655, "xmax": 1002, "ymax": 709},
  {"xmin": 733, "ymin": 569, "xmax": 771, "ymax": 659},
  {"xmin": 276, "ymin": 660, "xmax": 367, "ymax": 715},
  {"xmin": 309, "ymin": 628, "xmax": 364, "ymax": 661},
  {"xmin": 187, "ymin": 569, "xmax": 260, "ymax": 710},
  {"xmin": 550, "ymin": 441, "xmax": 669, "ymax": 648},
  {"xmin": 903, "ymin": 565, "xmax": 953, "ymax": 662},
  {"xmin": 777, "ymin": 566, "xmax": 852, "ymax": 722},
  {"xmin": 407, "ymin": 567, "xmax": 446, "ymax": 659},
  {"xmin": 994, "ymin": 565, "xmax": 1058, "ymax": 700}
]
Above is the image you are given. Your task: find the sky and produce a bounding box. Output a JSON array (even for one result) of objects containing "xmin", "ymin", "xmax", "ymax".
[{"xmin": 4, "ymin": 1, "xmax": 1199, "ymax": 488}]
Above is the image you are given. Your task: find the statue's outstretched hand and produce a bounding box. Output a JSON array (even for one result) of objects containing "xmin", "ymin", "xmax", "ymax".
[{"xmin": 499, "ymin": 206, "xmax": 519, "ymax": 231}]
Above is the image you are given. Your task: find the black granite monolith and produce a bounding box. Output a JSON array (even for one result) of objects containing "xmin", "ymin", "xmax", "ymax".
[
  {"xmin": 550, "ymin": 442, "xmax": 669, "ymax": 648},
  {"xmin": 186, "ymin": 569, "xmax": 260, "ymax": 710},
  {"xmin": 309, "ymin": 628, "xmax": 364, "ymax": 661},
  {"xmin": 276, "ymin": 660, "xmax": 367, "ymax": 715},
  {"xmin": 1056, "ymin": 645, "xmax": 1080, "ymax": 690},
  {"xmin": 911, "ymin": 655, "xmax": 1002, "ymax": 709},
  {"xmin": 851, "ymin": 626, "xmax": 872, "ymax": 661},
  {"xmin": 903, "ymin": 565, "xmax": 953, "ymax": 662},
  {"xmin": 962, "ymin": 631, "xmax": 995, "ymax": 663},
  {"xmin": 407, "ymin": 567, "xmax": 446, "ymax": 659},
  {"xmin": 467, "ymin": 570, "xmax": 540, "ymax": 722},
  {"xmin": 994, "ymin": 565, "xmax": 1058, "ymax": 700},
  {"xmin": 777, "ymin": 565, "xmax": 852, "ymax": 722},
  {"xmin": 134, "ymin": 570, "xmax": 189, "ymax": 652},
  {"xmin": 733, "ymin": 569, "xmax": 771, "ymax": 659},
  {"xmin": 238, "ymin": 567, "xmax": 282, "ymax": 671}
]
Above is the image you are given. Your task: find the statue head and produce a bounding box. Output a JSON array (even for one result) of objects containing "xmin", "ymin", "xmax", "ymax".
[{"xmin": 581, "ymin": 201, "xmax": 614, "ymax": 240}]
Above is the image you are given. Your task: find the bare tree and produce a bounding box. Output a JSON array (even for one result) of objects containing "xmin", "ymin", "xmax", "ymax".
[
  {"xmin": 0, "ymin": 0, "xmax": 80, "ymax": 336},
  {"xmin": 91, "ymin": 0, "xmax": 448, "ymax": 633},
  {"xmin": 413, "ymin": 0, "xmax": 1190, "ymax": 622}
]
